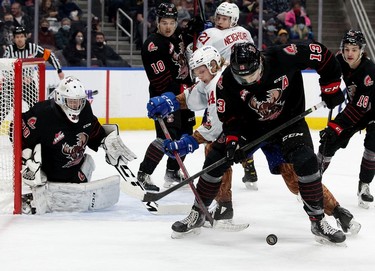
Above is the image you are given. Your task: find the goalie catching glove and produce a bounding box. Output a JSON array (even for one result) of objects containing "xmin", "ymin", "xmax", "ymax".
[
  {"xmin": 163, "ymin": 134, "xmax": 199, "ymax": 159},
  {"xmin": 22, "ymin": 144, "xmax": 46, "ymax": 187},
  {"xmin": 147, "ymin": 92, "xmax": 180, "ymax": 120}
]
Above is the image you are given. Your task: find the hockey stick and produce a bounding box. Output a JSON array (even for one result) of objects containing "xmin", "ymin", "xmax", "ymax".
[
  {"xmin": 142, "ymin": 101, "xmax": 327, "ymax": 202},
  {"xmin": 157, "ymin": 117, "xmax": 214, "ymax": 225},
  {"xmin": 116, "ymin": 158, "xmax": 191, "ymax": 215}
]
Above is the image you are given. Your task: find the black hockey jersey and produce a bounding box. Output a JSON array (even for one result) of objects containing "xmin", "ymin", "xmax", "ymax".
[
  {"xmin": 216, "ymin": 42, "xmax": 342, "ymax": 140},
  {"xmin": 334, "ymin": 53, "xmax": 375, "ymax": 129},
  {"xmin": 141, "ymin": 32, "xmax": 190, "ymax": 97},
  {"xmin": 22, "ymin": 100, "xmax": 106, "ymax": 182}
]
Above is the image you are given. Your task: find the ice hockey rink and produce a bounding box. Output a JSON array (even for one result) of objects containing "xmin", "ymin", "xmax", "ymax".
[{"xmin": 0, "ymin": 129, "xmax": 374, "ymax": 271}]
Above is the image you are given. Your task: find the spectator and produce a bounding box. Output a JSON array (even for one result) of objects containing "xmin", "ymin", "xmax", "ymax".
[
  {"xmin": 69, "ymin": 7, "xmax": 85, "ymax": 33},
  {"xmin": 264, "ymin": 0, "xmax": 290, "ymax": 22},
  {"xmin": 176, "ymin": 0, "xmax": 191, "ymax": 26},
  {"xmin": 21, "ymin": 0, "xmax": 35, "ymax": 17},
  {"xmin": 54, "ymin": 17, "xmax": 71, "ymax": 50},
  {"xmin": 84, "ymin": 16, "xmax": 102, "ymax": 44},
  {"xmin": 0, "ymin": 12, "xmax": 14, "ymax": 51},
  {"xmin": 262, "ymin": 23, "xmax": 277, "ymax": 48},
  {"xmin": 57, "ymin": 0, "xmax": 82, "ymax": 21},
  {"xmin": 204, "ymin": 0, "xmax": 217, "ymax": 23},
  {"xmin": 135, "ymin": 0, "xmax": 157, "ymax": 50},
  {"xmin": 39, "ymin": 0, "xmax": 59, "ymax": 20},
  {"xmin": 63, "ymin": 30, "xmax": 99, "ymax": 66},
  {"xmin": 11, "ymin": 1, "xmax": 33, "ymax": 40},
  {"xmin": 275, "ymin": 28, "xmax": 289, "ymax": 45},
  {"xmin": 38, "ymin": 18, "xmax": 56, "ymax": 50},
  {"xmin": 92, "ymin": 32, "xmax": 130, "ymax": 67},
  {"xmin": 1, "ymin": 0, "xmax": 14, "ymax": 18},
  {"xmin": 284, "ymin": 0, "xmax": 311, "ymax": 40}
]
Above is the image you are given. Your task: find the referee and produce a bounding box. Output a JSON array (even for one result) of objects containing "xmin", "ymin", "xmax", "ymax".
[{"xmin": 3, "ymin": 26, "xmax": 65, "ymax": 80}]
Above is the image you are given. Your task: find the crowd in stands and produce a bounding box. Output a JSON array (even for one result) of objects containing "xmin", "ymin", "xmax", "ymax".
[
  {"xmin": 0, "ymin": 0, "xmax": 129, "ymax": 67},
  {"xmin": 0, "ymin": 0, "xmax": 312, "ymax": 67}
]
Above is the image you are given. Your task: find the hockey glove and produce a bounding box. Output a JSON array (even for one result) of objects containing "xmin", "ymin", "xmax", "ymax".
[
  {"xmin": 319, "ymin": 122, "xmax": 343, "ymax": 145},
  {"xmin": 186, "ymin": 15, "xmax": 205, "ymax": 36},
  {"xmin": 147, "ymin": 92, "xmax": 180, "ymax": 120},
  {"xmin": 22, "ymin": 144, "xmax": 46, "ymax": 187},
  {"xmin": 320, "ymin": 81, "xmax": 345, "ymax": 109},
  {"xmin": 163, "ymin": 134, "xmax": 199, "ymax": 159},
  {"xmin": 225, "ymin": 136, "xmax": 246, "ymax": 164}
]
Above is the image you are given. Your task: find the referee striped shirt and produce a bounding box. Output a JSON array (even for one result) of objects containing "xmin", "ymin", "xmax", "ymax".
[{"xmin": 4, "ymin": 43, "xmax": 63, "ymax": 74}]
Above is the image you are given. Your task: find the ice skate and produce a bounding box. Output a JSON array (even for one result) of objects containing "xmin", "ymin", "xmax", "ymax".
[
  {"xmin": 137, "ymin": 171, "xmax": 160, "ymax": 192},
  {"xmin": 333, "ymin": 206, "xmax": 361, "ymax": 235},
  {"xmin": 163, "ymin": 169, "xmax": 185, "ymax": 188},
  {"xmin": 311, "ymin": 217, "xmax": 346, "ymax": 245},
  {"xmin": 357, "ymin": 181, "xmax": 373, "ymax": 209},
  {"xmin": 171, "ymin": 205, "xmax": 205, "ymax": 239},
  {"xmin": 242, "ymin": 160, "xmax": 258, "ymax": 190},
  {"xmin": 22, "ymin": 193, "xmax": 36, "ymax": 215}
]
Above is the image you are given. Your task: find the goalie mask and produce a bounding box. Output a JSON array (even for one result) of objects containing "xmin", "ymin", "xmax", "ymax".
[
  {"xmin": 54, "ymin": 76, "xmax": 87, "ymax": 123},
  {"xmin": 215, "ymin": 2, "xmax": 240, "ymax": 27},
  {"xmin": 189, "ymin": 45, "xmax": 222, "ymax": 79},
  {"xmin": 230, "ymin": 42, "xmax": 263, "ymax": 86}
]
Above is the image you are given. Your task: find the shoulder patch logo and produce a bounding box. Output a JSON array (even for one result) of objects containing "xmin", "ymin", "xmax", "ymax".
[
  {"xmin": 364, "ymin": 75, "xmax": 373, "ymax": 87},
  {"xmin": 53, "ymin": 131, "xmax": 65, "ymax": 145},
  {"xmin": 147, "ymin": 42, "xmax": 158, "ymax": 52},
  {"xmin": 283, "ymin": 44, "xmax": 298, "ymax": 55}
]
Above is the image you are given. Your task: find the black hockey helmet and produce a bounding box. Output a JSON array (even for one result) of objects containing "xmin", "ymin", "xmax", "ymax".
[
  {"xmin": 230, "ymin": 42, "xmax": 262, "ymax": 85},
  {"xmin": 156, "ymin": 2, "xmax": 178, "ymax": 21},
  {"xmin": 13, "ymin": 26, "xmax": 26, "ymax": 36},
  {"xmin": 340, "ymin": 30, "xmax": 366, "ymax": 51}
]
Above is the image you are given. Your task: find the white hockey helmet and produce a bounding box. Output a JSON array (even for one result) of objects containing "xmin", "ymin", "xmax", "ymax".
[
  {"xmin": 54, "ymin": 76, "xmax": 87, "ymax": 123},
  {"xmin": 189, "ymin": 45, "xmax": 222, "ymax": 77},
  {"xmin": 215, "ymin": 2, "xmax": 240, "ymax": 27}
]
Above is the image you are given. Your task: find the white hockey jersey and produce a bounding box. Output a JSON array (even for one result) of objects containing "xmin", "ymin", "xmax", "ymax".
[
  {"xmin": 184, "ymin": 69, "xmax": 225, "ymax": 142},
  {"xmin": 197, "ymin": 26, "xmax": 254, "ymax": 62}
]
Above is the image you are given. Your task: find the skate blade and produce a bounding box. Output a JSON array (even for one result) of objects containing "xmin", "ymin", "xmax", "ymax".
[
  {"xmin": 171, "ymin": 227, "xmax": 201, "ymax": 239},
  {"xmin": 244, "ymin": 182, "xmax": 258, "ymax": 191},
  {"xmin": 336, "ymin": 219, "xmax": 362, "ymax": 236},
  {"xmin": 358, "ymin": 199, "xmax": 370, "ymax": 209},
  {"xmin": 314, "ymin": 236, "xmax": 347, "ymax": 247},
  {"xmin": 213, "ymin": 220, "xmax": 249, "ymax": 232}
]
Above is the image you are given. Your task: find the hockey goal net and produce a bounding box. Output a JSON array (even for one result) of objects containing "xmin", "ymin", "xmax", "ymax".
[{"xmin": 0, "ymin": 58, "xmax": 45, "ymax": 214}]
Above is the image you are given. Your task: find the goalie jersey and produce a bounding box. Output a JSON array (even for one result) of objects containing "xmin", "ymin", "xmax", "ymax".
[{"xmin": 21, "ymin": 99, "xmax": 106, "ymax": 183}]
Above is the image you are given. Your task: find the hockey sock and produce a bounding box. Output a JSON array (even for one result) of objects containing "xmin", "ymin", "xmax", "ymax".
[
  {"xmin": 139, "ymin": 139, "xmax": 164, "ymax": 174},
  {"xmin": 195, "ymin": 177, "xmax": 221, "ymax": 207}
]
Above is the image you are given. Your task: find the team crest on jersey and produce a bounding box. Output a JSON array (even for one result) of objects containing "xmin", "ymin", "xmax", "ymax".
[
  {"xmin": 249, "ymin": 88, "xmax": 284, "ymax": 120},
  {"xmin": 283, "ymin": 44, "xmax": 298, "ymax": 55},
  {"xmin": 53, "ymin": 131, "xmax": 65, "ymax": 145},
  {"xmin": 274, "ymin": 75, "xmax": 289, "ymax": 90},
  {"xmin": 61, "ymin": 132, "xmax": 89, "ymax": 168},
  {"xmin": 364, "ymin": 75, "xmax": 374, "ymax": 86},
  {"xmin": 147, "ymin": 42, "xmax": 158, "ymax": 52},
  {"xmin": 240, "ymin": 89, "xmax": 249, "ymax": 101},
  {"xmin": 217, "ymin": 76, "xmax": 223, "ymax": 89}
]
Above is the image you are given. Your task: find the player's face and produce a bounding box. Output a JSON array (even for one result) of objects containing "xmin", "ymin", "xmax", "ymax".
[
  {"xmin": 215, "ymin": 14, "xmax": 231, "ymax": 30},
  {"xmin": 14, "ymin": 33, "xmax": 26, "ymax": 48},
  {"xmin": 193, "ymin": 65, "xmax": 214, "ymax": 84},
  {"xmin": 66, "ymin": 98, "xmax": 86, "ymax": 111},
  {"xmin": 343, "ymin": 44, "xmax": 362, "ymax": 68},
  {"xmin": 157, "ymin": 18, "xmax": 177, "ymax": 37},
  {"xmin": 235, "ymin": 65, "xmax": 263, "ymax": 86}
]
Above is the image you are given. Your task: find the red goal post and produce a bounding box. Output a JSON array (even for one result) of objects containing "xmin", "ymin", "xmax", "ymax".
[{"xmin": 0, "ymin": 58, "xmax": 45, "ymax": 214}]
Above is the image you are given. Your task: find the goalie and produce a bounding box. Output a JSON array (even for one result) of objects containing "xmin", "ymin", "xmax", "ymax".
[{"xmin": 21, "ymin": 76, "xmax": 136, "ymax": 214}]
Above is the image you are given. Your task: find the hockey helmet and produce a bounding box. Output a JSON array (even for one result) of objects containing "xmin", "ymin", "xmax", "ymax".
[
  {"xmin": 340, "ymin": 30, "xmax": 366, "ymax": 54},
  {"xmin": 13, "ymin": 26, "xmax": 26, "ymax": 37},
  {"xmin": 54, "ymin": 76, "xmax": 87, "ymax": 123},
  {"xmin": 215, "ymin": 2, "xmax": 240, "ymax": 27},
  {"xmin": 156, "ymin": 2, "xmax": 178, "ymax": 21},
  {"xmin": 230, "ymin": 42, "xmax": 262, "ymax": 85},
  {"xmin": 189, "ymin": 45, "xmax": 222, "ymax": 78}
]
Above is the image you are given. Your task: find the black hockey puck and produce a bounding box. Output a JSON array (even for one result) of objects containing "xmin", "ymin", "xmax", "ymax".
[{"xmin": 266, "ymin": 234, "xmax": 278, "ymax": 245}]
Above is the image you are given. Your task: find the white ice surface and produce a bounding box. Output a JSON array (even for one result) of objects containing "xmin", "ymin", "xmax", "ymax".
[{"xmin": 1, "ymin": 130, "xmax": 374, "ymax": 271}]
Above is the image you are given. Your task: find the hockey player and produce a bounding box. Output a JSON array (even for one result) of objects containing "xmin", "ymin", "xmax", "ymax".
[
  {"xmin": 21, "ymin": 76, "xmax": 135, "ymax": 214},
  {"xmin": 139, "ymin": 2, "xmax": 195, "ymax": 191},
  {"xmin": 195, "ymin": 2, "xmax": 258, "ymax": 189},
  {"xmin": 4, "ymin": 26, "xmax": 64, "ymax": 80},
  {"xmin": 318, "ymin": 30, "xmax": 375, "ymax": 209},
  {"xmin": 170, "ymin": 41, "xmax": 347, "ymax": 244},
  {"xmin": 148, "ymin": 46, "xmax": 360, "ymax": 235}
]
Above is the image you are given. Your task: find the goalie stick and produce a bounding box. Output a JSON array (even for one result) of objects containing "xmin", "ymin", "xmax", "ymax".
[
  {"xmin": 141, "ymin": 101, "xmax": 327, "ymax": 202},
  {"xmin": 116, "ymin": 158, "xmax": 191, "ymax": 215}
]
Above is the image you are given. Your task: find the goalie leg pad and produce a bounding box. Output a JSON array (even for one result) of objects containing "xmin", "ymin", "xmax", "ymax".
[
  {"xmin": 46, "ymin": 175, "xmax": 120, "ymax": 212},
  {"xmin": 22, "ymin": 144, "xmax": 47, "ymax": 188}
]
